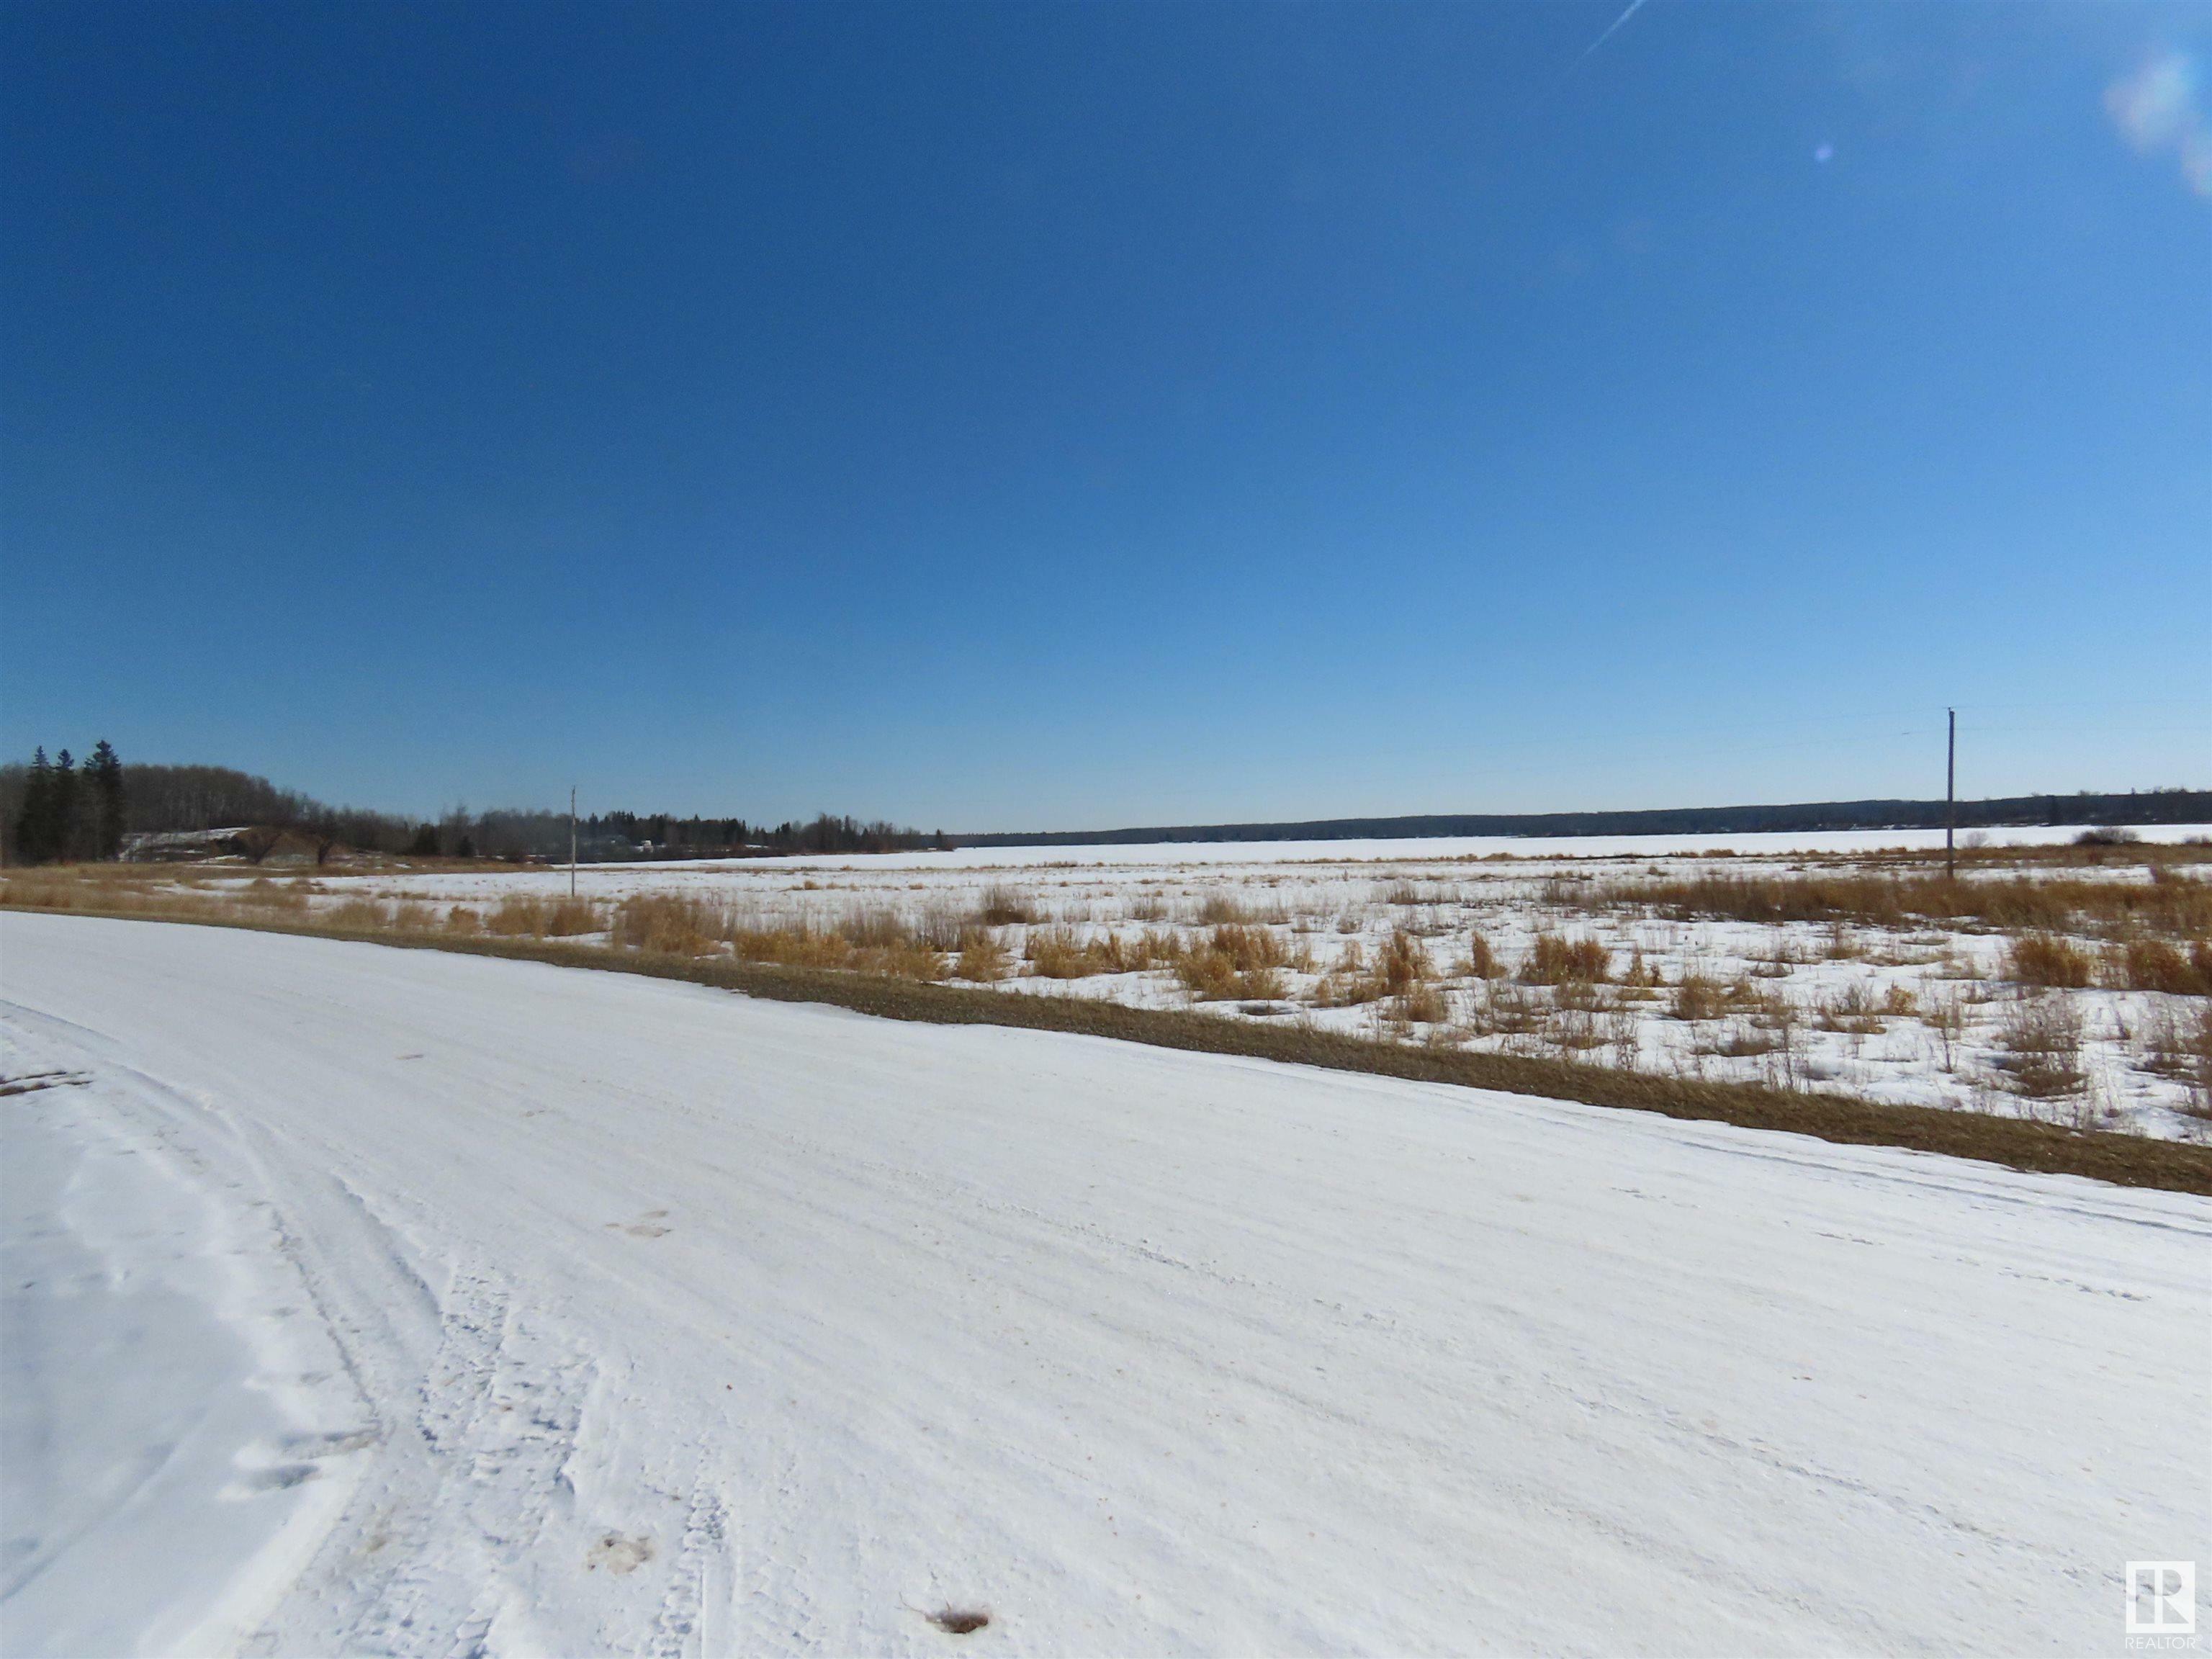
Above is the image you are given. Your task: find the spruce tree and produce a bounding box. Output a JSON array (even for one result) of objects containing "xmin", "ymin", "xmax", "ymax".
[
  {"xmin": 86, "ymin": 740, "xmax": 125, "ymax": 860},
  {"xmin": 51, "ymin": 750, "xmax": 81, "ymax": 862},
  {"xmin": 15, "ymin": 748, "xmax": 53, "ymax": 863}
]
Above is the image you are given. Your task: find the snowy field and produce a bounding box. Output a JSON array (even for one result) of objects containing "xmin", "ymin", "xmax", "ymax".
[
  {"xmin": 3, "ymin": 912, "xmax": 2206, "ymax": 1655},
  {"xmin": 116, "ymin": 822, "xmax": 2209, "ymax": 1138},
  {"xmin": 604, "ymin": 823, "xmax": 2212, "ymax": 871}
]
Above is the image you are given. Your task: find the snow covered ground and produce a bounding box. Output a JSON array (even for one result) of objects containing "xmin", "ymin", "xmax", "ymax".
[
  {"xmin": 603, "ymin": 823, "xmax": 2212, "ymax": 871},
  {"xmin": 3, "ymin": 912, "xmax": 2206, "ymax": 1655},
  {"xmin": 171, "ymin": 827, "xmax": 2211, "ymax": 1136}
]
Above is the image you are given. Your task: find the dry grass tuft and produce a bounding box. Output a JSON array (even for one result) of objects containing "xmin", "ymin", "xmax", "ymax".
[
  {"xmin": 1177, "ymin": 923, "xmax": 1287, "ymax": 1000},
  {"xmin": 2103, "ymin": 938, "xmax": 2212, "ymax": 996},
  {"xmin": 613, "ymin": 894, "xmax": 719, "ymax": 956},
  {"xmin": 953, "ymin": 930, "xmax": 1010, "ymax": 983},
  {"xmin": 1462, "ymin": 930, "xmax": 1501, "ymax": 980},
  {"xmin": 975, "ymin": 886, "xmax": 1038, "ymax": 926},
  {"xmin": 1670, "ymin": 974, "xmax": 1726, "ymax": 1022},
  {"xmin": 2002, "ymin": 934, "xmax": 2093, "ymax": 989},
  {"xmin": 1996, "ymin": 994, "xmax": 2087, "ymax": 1098},
  {"xmin": 1520, "ymin": 932, "xmax": 1611, "ymax": 986}
]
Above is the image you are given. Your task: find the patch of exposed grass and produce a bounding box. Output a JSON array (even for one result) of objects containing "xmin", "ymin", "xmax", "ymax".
[{"xmin": 1606, "ymin": 869, "xmax": 2212, "ymax": 940}]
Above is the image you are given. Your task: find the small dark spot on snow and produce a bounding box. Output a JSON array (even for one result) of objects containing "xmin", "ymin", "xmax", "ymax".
[
  {"xmin": 928, "ymin": 1607, "xmax": 991, "ymax": 1635},
  {"xmin": 247, "ymin": 1464, "xmax": 319, "ymax": 1491}
]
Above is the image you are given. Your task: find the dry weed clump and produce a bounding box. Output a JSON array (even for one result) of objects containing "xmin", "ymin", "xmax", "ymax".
[
  {"xmin": 1025, "ymin": 926, "xmax": 1115, "ymax": 979},
  {"xmin": 2139, "ymin": 1003, "xmax": 2212, "ymax": 1118},
  {"xmin": 484, "ymin": 895, "xmax": 604, "ymax": 938},
  {"xmin": 240, "ymin": 877, "xmax": 313, "ymax": 915},
  {"xmin": 2002, "ymin": 934, "xmax": 2093, "ymax": 989},
  {"xmin": 1815, "ymin": 981, "xmax": 1887, "ymax": 1036},
  {"xmin": 1519, "ymin": 933, "xmax": 1611, "ymax": 986},
  {"xmin": 1670, "ymin": 974, "xmax": 1727, "ymax": 1022},
  {"xmin": 1177, "ymin": 923, "xmax": 1287, "ymax": 1001},
  {"xmin": 1309, "ymin": 929, "xmax": 1437, "ymax": 1010},
  {"xmin": 1995, "ymin": 994, "xmax": 2087, "ymax": 1099},
  {"xmin": 729, "ymin": 920, "xmax": 854, "ymax": 971},
  {"xmin": 953, "ymin": 930, "xmax": 1011, "ymax": 982},
  {"xmin": 974, "ymin": 886, "xmax": 1038, "ymax": 926},
  {"xmin": 2103, "ymin": 938, "xmax": 2212, "ymax": 996},
  {"xmin": 323, "ymin": 896, "xmax": 389, "ymax": 930},
  {"xmin": 613, "ymin": 894, "xmax": 720, "ymax": 956},
  {"xmin": 1462, "ymin": 931, "xmax": 1501, "ymax": 980}
]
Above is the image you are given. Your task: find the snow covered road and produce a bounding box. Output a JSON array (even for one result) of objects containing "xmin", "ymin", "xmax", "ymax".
[{"xmin": 2, "ymin": 913, "xmax": 2206, "ymax": 1656}]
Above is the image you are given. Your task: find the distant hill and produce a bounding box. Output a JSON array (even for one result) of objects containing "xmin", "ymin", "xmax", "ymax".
[{"xmin": 956, "ymin": 790, "xmax": 2212, "ymax": 849}]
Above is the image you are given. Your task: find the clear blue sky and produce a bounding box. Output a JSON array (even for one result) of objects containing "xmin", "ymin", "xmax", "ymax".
[{"xmin": 4, "ymin": 1, "xmax": 2206, "ymax": 830}]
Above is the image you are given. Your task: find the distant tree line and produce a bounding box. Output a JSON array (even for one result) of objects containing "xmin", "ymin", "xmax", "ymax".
[
  {"xmin": 0, "ymin": 749, "xmax": 939, "ymax": 864},
  {"xmin": 960, "ymin": 788, "xmax": 2212, "ymax": 848}
]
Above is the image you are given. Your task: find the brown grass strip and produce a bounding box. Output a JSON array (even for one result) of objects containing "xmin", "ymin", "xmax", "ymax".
[{"xmin": 10, "ymin": 902, "xmax": 2212, "ymax": 1195}]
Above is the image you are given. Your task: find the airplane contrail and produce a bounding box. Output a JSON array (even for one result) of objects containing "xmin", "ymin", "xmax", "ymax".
[{"xmin": 1570, "ymin": 0, "xmax": 1650, "ymax": 71}]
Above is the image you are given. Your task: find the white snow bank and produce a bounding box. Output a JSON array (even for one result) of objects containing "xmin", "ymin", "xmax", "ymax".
[{"xmin": 1, "ymin": 912, "xmax": 2206, "ymax": 1655}]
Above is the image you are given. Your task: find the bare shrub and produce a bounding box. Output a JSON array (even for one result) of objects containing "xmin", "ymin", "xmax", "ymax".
[
  {"xmin": 1197, "ymin": 893, "xmax": 1252, "ymax": 925},
  {"xmin": 2003, "ymin": 934, "xmax": 2092, "ymax": 990},
  {"xmin": 1923, "ymin": 986, "xmax": 1966, "ymax": 1071}
]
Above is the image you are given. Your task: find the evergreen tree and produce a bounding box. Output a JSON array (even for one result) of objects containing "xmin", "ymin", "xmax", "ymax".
[
  {"xmin": 86, "ymin": 740, "xmax": 125, "ymax": 860},
  {"xmin": 51, "ymin": 750, "xmax": 81, "ymax": 861},
  {"xmin": 14, "ymin": 748, "xmax": 53, "ymax": 863},
  {"xmin": 408, "ymin": 824, "xmax": 440, "ymax": 857}
]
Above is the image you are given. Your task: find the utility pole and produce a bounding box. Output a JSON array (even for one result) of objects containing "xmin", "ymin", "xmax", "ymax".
[
  {"xmin": 1945, "ymin": 708, "xmax": 1956, "ymax": 881},
  {"xmin": 570, "ymin": 787, "xmax": 578, "ymax": 900}
]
